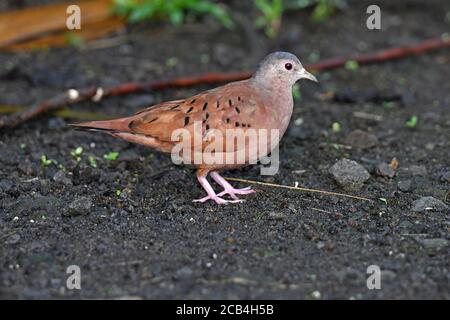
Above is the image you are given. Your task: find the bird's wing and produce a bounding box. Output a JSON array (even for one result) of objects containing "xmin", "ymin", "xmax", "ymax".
[{"xmin": 128, "ymin": 80, "xmax": 270, "ymax": 153}]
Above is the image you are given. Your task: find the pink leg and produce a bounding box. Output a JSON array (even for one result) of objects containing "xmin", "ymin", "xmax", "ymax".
[
  {"xmin": 193, "ymin": 173, "xmax": 244, "ymax": 205},
  {"xmin": 210, "ymin": 171, "xmax": 256, "ymax": 200}
]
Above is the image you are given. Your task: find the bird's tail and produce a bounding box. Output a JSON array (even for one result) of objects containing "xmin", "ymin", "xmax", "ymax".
[
  {"xmin": 69, "ymin": 117, "xmax": 133, "ymax": 133},
  {"xmin": 70, "ymin": 116, "xmax": 168, "ymax": 151}
]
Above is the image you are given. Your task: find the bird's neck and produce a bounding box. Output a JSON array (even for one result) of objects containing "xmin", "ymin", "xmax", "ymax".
[{"xmin": 252, "ymin": 77, "xmax": 294, "ymax": 135}]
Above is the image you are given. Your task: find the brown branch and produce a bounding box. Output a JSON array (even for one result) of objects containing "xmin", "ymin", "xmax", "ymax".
[{"xmin": 1, "ymin": 37, "xmax": 448, "ymax": 129}]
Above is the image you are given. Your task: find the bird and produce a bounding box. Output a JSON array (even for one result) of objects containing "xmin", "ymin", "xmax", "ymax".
[{"xmin": 70, "ymin": 51, "xmax": 318, "ymax": 204}]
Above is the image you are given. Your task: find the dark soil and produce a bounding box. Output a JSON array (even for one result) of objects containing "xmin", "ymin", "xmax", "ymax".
[{"xmin": 0, "ymin": 0, "xmax": 449, "ymax": 299}]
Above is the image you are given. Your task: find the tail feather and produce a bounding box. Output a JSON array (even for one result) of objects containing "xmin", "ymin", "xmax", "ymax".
[{"xmin": 69, "ymin": 117, "xmax": 133, "ymax": 133}]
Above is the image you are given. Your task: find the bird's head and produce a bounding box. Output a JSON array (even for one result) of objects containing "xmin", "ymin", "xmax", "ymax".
[{"xmin": 253, "ymin": 51, "xmax": 318, "ymax": 87}]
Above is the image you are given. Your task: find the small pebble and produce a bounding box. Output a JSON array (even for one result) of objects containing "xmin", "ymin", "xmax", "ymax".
[
  {"xmin": 412, "ymin": 196, "xmax": 448, "ymax": 213},
  {"xmin": 329, "ymin": 158, "xmax": 370, "ymax": 191}
]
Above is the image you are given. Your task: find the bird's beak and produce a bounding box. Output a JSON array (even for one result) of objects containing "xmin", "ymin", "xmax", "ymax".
[{"xmin": 299, "ymin": 68, "xmax": 318, "ymax": 83}]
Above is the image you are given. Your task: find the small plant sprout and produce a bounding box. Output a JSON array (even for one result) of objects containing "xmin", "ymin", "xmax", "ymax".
[
  {"xmin": 254, "ymin": 0, "xmax": 283, "ymax": 38},
  {"xmin": 345, "ymin": 60, "xmax": 359, "ymax": 71},
  {"xmin": 88, "ymin": 156, "xmax": 98, "ymax": 168},
  {"xmin": 292, "ymin": 83, "xmax": 301, "ymax": 101},
  {"xmin": 70, "ymin": 146, "xmax": 83, "ymax": 162},
  {"xmin": 40, "ymin": 155, "xmax": 53, "ymax": 167},
  {"xmin": 287, "ymin": 0, "xmax": 347, "ymax": 23},
  {"xmin": 254, "ymin": 212, "xmax": 264, "ymax": 221},
  {"xmin": 379, "ymin": 197, "xmax": 388, "ymax": 205},
  {"xmin": 383, "ymin": 101, "xmax": 396, "ymax": 109},
  {"xmin": 104, "ymin": 151, "xmax": 120, "ymax": 161},
  {"xmin": 406, "ymin": 115, "xmax": 418, "ymax": 128},
  {"xmin": 115, "ymin": 189, "xmax": 122, "ymax": 197},
  {"xmin": 19, "ymin": 143, "xmax": 27, "ymax": 150},
  {"xmin": 113, "ymin": 0, "xmax": 234, "ymax": 29},
  {"xmin": 64, "ymin": 32, "xmax": 84, "ymax": 48},
  {"xmin": 398, "ymin": 77, "xmax": 407, "ymax": 86},
  {"xmin": 331, "ymin": 122, "xmax": 341, "ymax": 132},
  {"xmin": 165, "ymin": 57, "xmax": 178, "ymax": 68}
]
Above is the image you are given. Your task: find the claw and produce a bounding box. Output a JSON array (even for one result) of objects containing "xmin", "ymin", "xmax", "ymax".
[
  {"xmin": 193, "ymin": 171, "xmax": 255, "ymax": 205},
  {"xmin": 217, "ymin": 187, "xmax": 256, "ymax": 200},
  {"xmin": 211, "ymin": 172, "xmax": 256, "ymax": 200},
  {"xmin": 193, "ymin": 195, "xmax": 244, "ymax": 205}
]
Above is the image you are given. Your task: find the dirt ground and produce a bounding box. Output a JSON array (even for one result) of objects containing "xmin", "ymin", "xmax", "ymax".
[{"xmin": 0, "ymin": 0, "xmax": 449, "ymax": 299}]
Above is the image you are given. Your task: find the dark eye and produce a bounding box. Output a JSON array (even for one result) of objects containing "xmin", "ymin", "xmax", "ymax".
[{"xmin": 285, "ymin": 63, "xmax": 293, "ymax": 70}]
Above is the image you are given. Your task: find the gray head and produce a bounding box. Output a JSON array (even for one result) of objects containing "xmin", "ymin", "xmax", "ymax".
[{"xmin": 252, "ymin": 51, "xmax": 318, "ymax": 86}]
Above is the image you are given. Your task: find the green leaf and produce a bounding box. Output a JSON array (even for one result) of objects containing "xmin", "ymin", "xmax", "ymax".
[
  {"xmin": 40, "ymin": 155, "xmax": 53, "ymax": 167},
  {"xmin": 331, "ymin": 122, "xmax": 341, "ymax": 132},
  {"xmin": 405, "ymin": 115, "xmax": 418, "ymax": 128},
  {"xmin": 104, "ymin": 151, "xmax": 120, "ymax": 161},
  {"xmin": 169, "ymin": 9, "xmax": 184, "ymax": 25},
  {"xmin": 312, "ymin": 2, "xmax": 333, "ymax": 22},
  {"xmin": 345, "ymin": 60, "xmax": 359, "ymax": 71},
  {"xmin": 88, "ymin": 156, "xmax": 97, "ymax": 168}
]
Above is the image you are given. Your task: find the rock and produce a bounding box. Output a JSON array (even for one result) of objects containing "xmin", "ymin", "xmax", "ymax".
[
  {"xmin": 411, "ymin": 196, "xmax": 448, "ymax": 213},
  {"xmin": 437, "ymin": 167, "xmax": 450, "ymax": 183},
  {"xmin": 408, "ymin": 165, "xmax": 427, "ymax": 176},
  {"xmin": 418, "ymin": 238, "xmax": 448, "ymax": 251},
  {"xmin": 329, "ymin": 159, "xmax": 370, "ymax": 191},
  {"xmin": 381, "ymin": 270, "xmax": 397, "ymax": 282},
  {"xmin": 397, "ymin": 180, "xmax": 413, "ymax": 192},
  {"xmin": 344, "ymin": 130, "xmax": 379, "ymax": 149},
  {"xmin": 9, "ymin": 195, "xmax": 61, "ymax": 216},
  {"xmin": 399, "ymin": 165, "xmax": 427, "ymax": 177},
  {"xmin": 174, "ymin": 266, "xmax": 194, "ymax": 280},
  {"xmin": 5, "ymin": 233, "xmax": 20, "ymax": 244},
  {"xmin": 67, "ymin": 196, "xmax": 93, "ymax": 216},
  {"xmin": 0, "ymin": 179, "xmax": 14, "ymax": 193},
  {"xmin": 268, "ymin": 212, "xmax": 286, "ymax": 220},
  {"xmin": 376, "ymin": 162, "xmax": 396, "ymax": 178},
  {"xmin": 397, "ymin": 220, "xmax": 414, "ymax": 230},
  {"xmin": 73, "ymin": 164, "xmax": 99, "ymax": 185},
  {"xmin": 53, "ymin": 170, "xmax": 72, "ymax": 186}
]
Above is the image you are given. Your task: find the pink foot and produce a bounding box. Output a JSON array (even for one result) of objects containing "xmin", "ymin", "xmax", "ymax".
[
  {"xmin": 211, "ymin": 172, "xmax": 256, "ymax": 200},
  {"xmin": 217, "ymin": 186, "xmax": 255, "ymax": 200},
  {"xmin": 193, "ymin": 195, "xmax": 243, "ymax": 205},
  {"xmin": 193, "ymin": 173, "xmax": 244, "ymax": 205}
]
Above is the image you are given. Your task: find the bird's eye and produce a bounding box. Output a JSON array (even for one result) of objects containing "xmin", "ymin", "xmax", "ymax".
[{"xmin": 285, "ymin": 63, "xmax": 293, "ymax": 70}]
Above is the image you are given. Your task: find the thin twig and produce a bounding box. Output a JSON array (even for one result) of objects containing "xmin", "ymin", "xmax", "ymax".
[
  {"xmin": 353, "ymin": 112, "xmax": 384, "ymax": 121},
  {"xmin": 225, "ymin": 177, "xmax": 372, "ymax": 201},
  {"xmin": 1, "ymin": 37, "xmax": 448, "ymax": 129},
  {"xmin": 310, "ymin": 207, "xmax": 344, "ymax": 216}
]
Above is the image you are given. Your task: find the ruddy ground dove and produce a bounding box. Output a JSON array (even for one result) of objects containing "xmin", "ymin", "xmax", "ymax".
[{"xmin": 71, "ymin": 52, "xmax": 318, "ymax": 204}]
